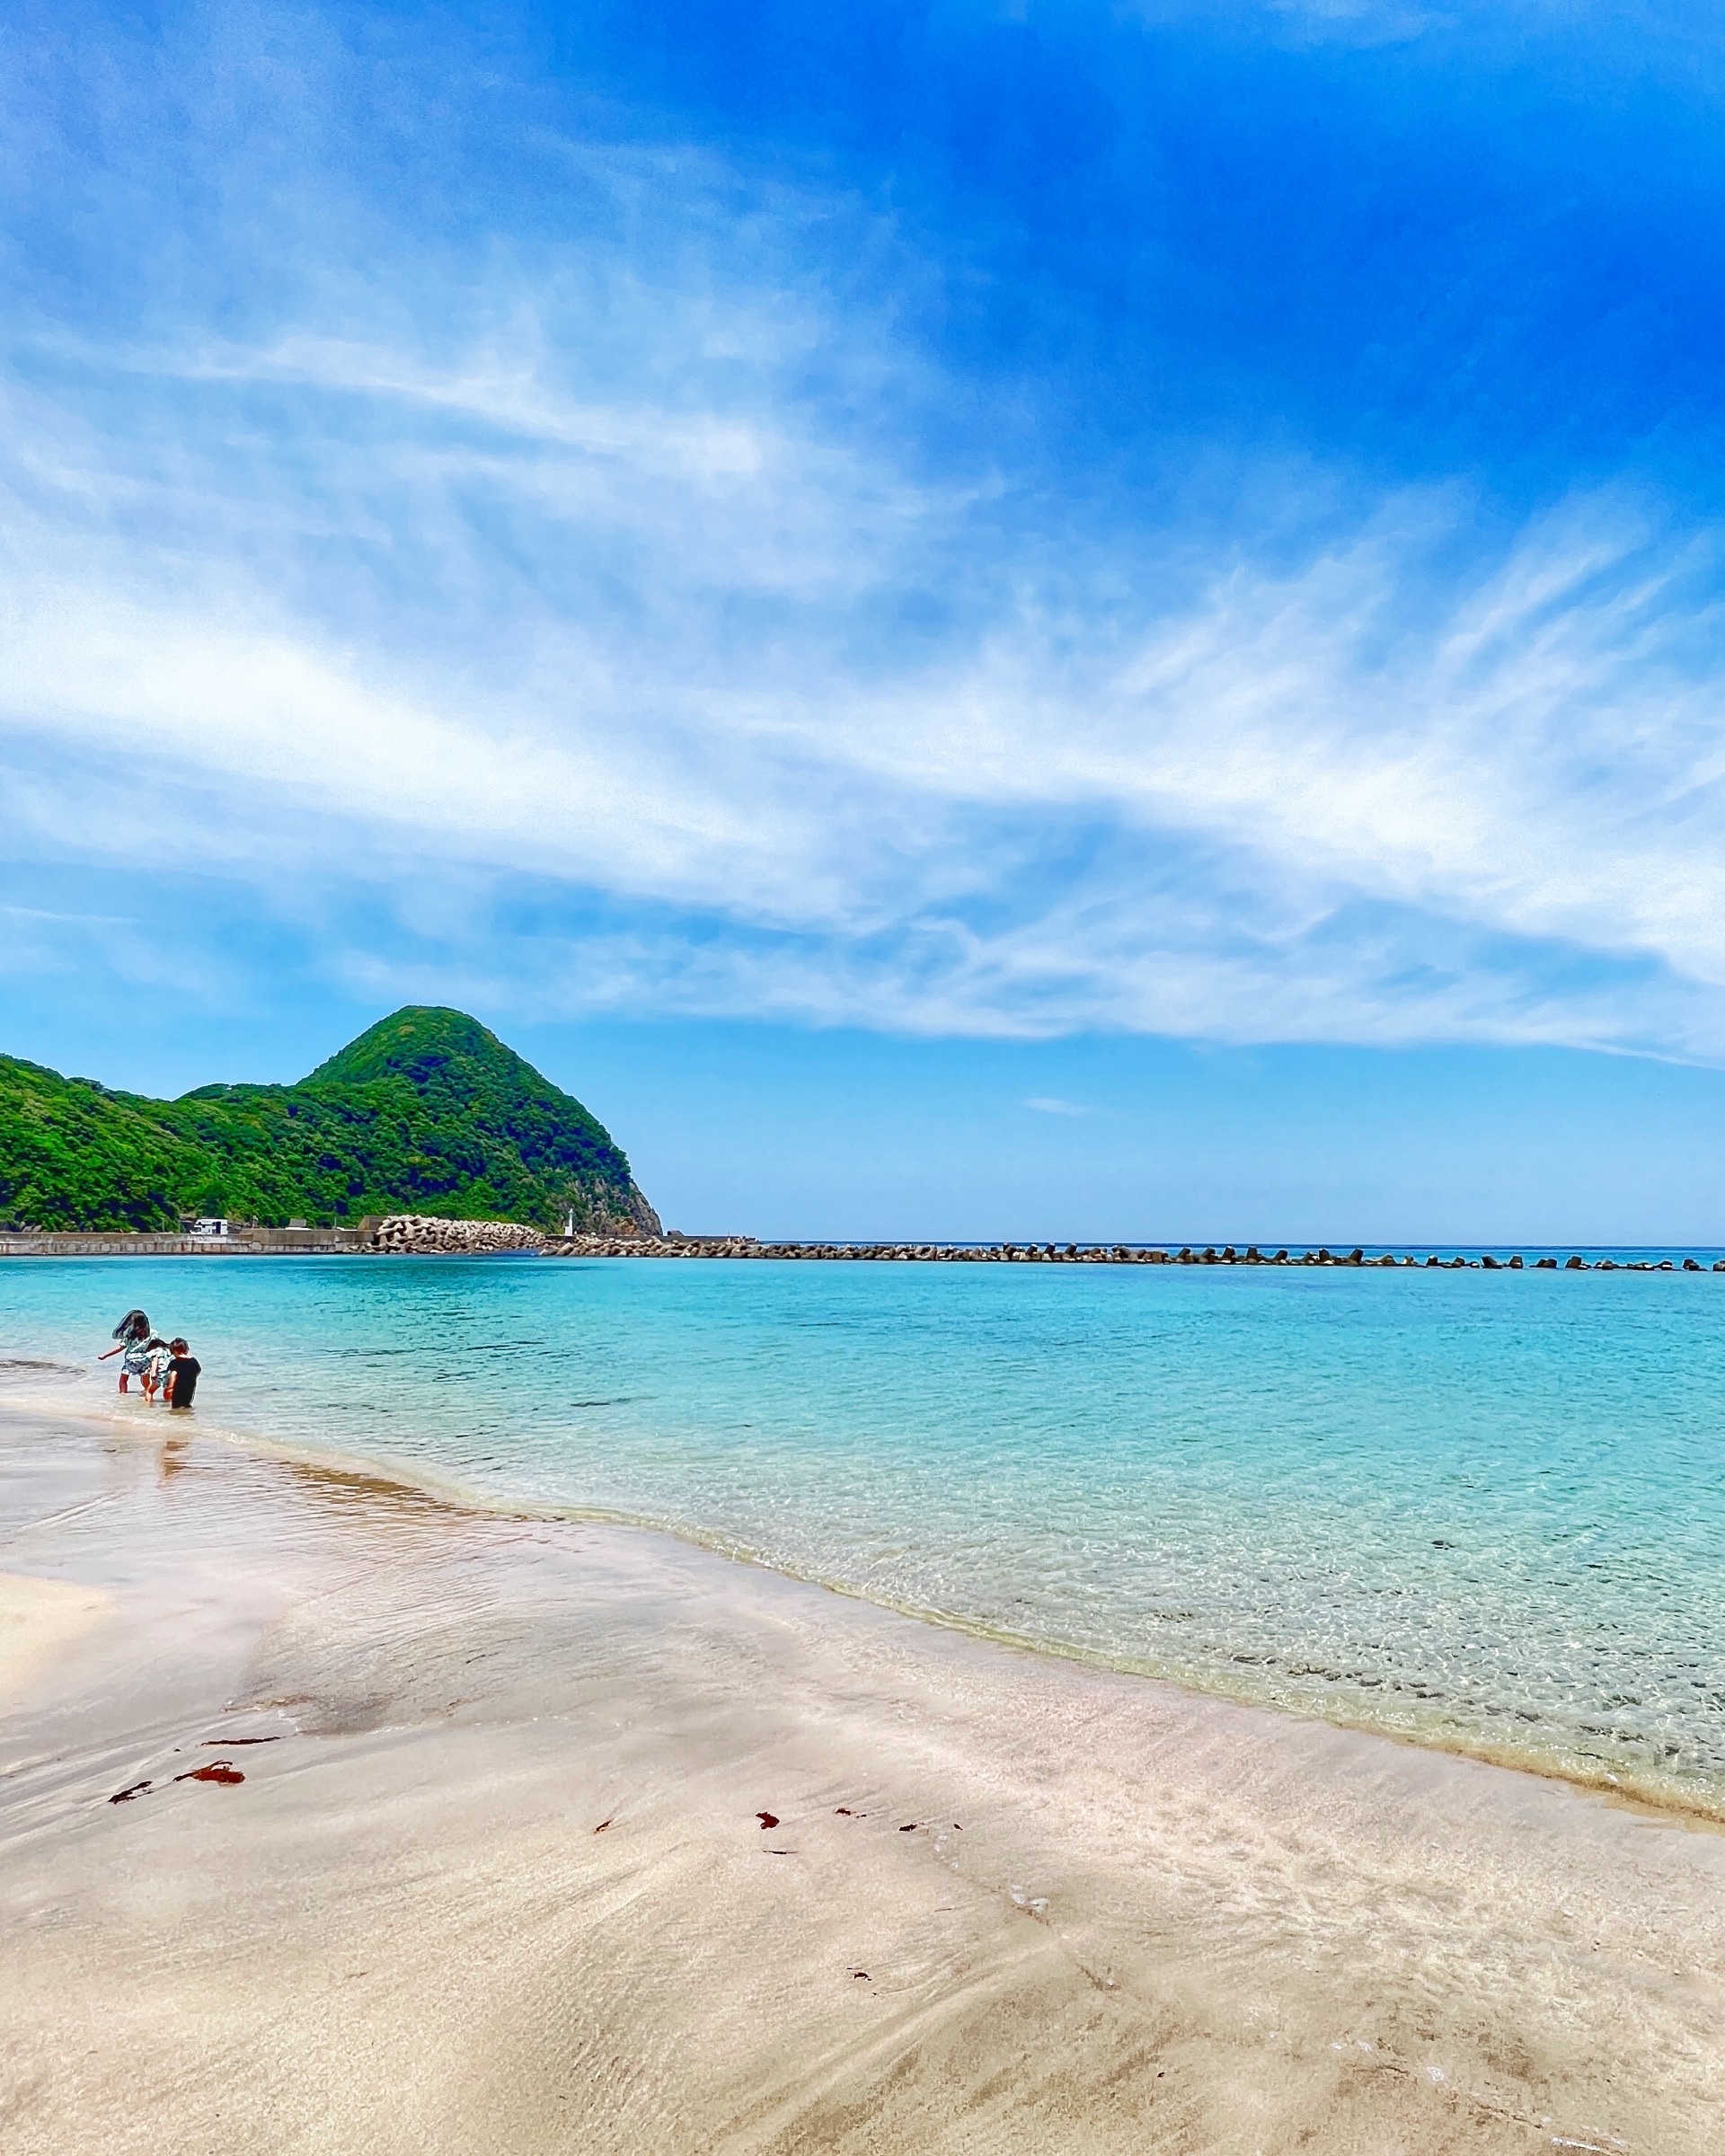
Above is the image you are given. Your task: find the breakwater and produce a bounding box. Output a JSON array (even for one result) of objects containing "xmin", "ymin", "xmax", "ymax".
[
  {"xmin": 553, "ymin": 1235, "xmax": 1725, "ymax": 1271},
  {"xmin": 4, "ymin": 1222, "xmax": 1720, "ymax": 1269},
  {"xmin": 372, "ymin": 1215, "xmax": 545, "ymax": 1254}
]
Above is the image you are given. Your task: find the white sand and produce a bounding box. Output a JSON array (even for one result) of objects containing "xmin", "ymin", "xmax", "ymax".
[
  {"xmin": 2, "ymin": 1405, "xmax": 1721, "ymax": 2153},
  {"xmin": 0, "ymin": 1571, "xmax": 114, "ymax": 1702}
]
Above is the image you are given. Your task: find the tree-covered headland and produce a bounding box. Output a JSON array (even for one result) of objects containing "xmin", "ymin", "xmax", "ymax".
[{"xmin": 0, "ymin": 1007, "xmax": 660, "ymax": 1235}]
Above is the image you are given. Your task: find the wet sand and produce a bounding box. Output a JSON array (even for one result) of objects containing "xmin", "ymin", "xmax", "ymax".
[
  {"xmin": 2, "ymin": 1405, "xmax": 1721, "ymax": 2154},
  {"xmin": 0, "ymin": 1570, "xmax": 113, "ymax": 1701}
]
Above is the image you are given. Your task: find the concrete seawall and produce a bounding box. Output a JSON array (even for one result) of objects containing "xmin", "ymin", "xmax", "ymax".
[{"xmin": 0, "ymin": 1228, "xmax": 368, "ymax": 1257}]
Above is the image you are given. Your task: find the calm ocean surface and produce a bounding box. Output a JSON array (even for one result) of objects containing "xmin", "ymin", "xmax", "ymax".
[{"xmin": 5, "ymin": 1254, "xmax": 1724, "ymax": 1814}]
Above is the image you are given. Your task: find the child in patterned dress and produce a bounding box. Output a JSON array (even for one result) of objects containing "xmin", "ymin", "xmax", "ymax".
[{"xmin": 99, "ymin": 1311, "xmax": 163, "ymax": 1394}]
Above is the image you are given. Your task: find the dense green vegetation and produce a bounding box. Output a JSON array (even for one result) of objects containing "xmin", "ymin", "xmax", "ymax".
[{"xmin": 0, "ymin": 1007, "xmax": 660, "ymax": 1235}]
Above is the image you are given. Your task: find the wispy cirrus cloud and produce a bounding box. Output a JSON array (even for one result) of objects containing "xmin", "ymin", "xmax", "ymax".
[
  {"xmin": 7, "ymin": 362, "xmax": 1722, "ymax": 1055},
  {"xmin": 4, "ymin": 2, "xmax": 1725, "ymax": 1063}
]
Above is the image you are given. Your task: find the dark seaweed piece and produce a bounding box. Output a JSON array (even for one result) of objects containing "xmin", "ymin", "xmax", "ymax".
[
  {"xmin": 173, "ymin": 1762, "xmax": 244, "ymax": 1786},
  {"xmin": 756, "ymin": 1810, "xmax": 780, "ymax": 1829},
  {"xmin": 851, "ymin": 1970, "xmax": 870, "ymax": 1980},
  {"xmin": 898, "ymin": 1823, "xmax": 918, "ymax": 1832},
  {"xmin": 109, "ymin": 1780, "xmax": 151, "ymax": 1804},
  {"xmin": 593, "ymin": 1817, "xmax": 614, "ymax": 1833},
  {"xmin": 204, "ymin": 1735, "xmax": 286, "ymax": 1745}
]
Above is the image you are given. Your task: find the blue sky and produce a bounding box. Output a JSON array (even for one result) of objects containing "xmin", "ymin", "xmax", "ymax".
[{"xmin": 6, "ymin": 0, "xmax": 1725, "ymax": 1238}]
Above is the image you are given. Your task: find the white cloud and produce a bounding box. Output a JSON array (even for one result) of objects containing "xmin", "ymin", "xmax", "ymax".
[
  {"xmin": 4, "ymin": 66, "xmax": 1725, "ymax": 1064},
  {"xmin": 6, "ymin": 379, "xmax": 1725, "ymax": 1056},
  {"xmin": 1024, "ymin": 1097, "xmax": 1087, "ymax": 1116},
  {"xmin": 811, "ymin": 496, "xmax": 1725, "ymax": 978}
]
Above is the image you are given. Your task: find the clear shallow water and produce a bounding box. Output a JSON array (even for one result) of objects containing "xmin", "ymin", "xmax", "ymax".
[{"xmin": 5, "ymin": 1255, "xmax": 1724, "ymax": 1814}]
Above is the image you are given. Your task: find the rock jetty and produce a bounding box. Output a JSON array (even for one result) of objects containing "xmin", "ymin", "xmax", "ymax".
[
  {"xmin": 360, "ymin": 1222, "xmax": 1725, "ymax": 1270},
  {"xmin": 543, "ymin": 1236, "xmax": 1725, "ymax": 1270},
  {"xmin": 371, "ymin": 1215, "xmax": 547, "ymax": 1255},
  {"xmin": 6, "ymin": 1224, "xmax": 1715, "ymax": 1266}
]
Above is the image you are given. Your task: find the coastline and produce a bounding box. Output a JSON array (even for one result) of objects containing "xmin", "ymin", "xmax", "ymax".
[
  {"xmin": 7, "ymin": 1377, "xmax": 1723, "ymax": 1832},
  {"xmin": 4, "ymin": 1406, "xmax": 1722, "ymax": 2152}
]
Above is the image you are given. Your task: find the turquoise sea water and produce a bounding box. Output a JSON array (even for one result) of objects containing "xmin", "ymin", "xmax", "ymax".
[{"xmin": 4, "ymin": 1255, "xmax": 1724, "ymax": 1815}]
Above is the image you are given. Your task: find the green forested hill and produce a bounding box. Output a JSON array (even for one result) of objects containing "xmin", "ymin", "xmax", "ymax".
[{"xmin": 0, "ymin": 1007, "xmax": 660, "ymax": 1235}]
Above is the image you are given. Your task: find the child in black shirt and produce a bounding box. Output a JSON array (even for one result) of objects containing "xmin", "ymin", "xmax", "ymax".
[{"xmin": 164, "ymin": 1339, "xmax": 201, "ymax": 1410}]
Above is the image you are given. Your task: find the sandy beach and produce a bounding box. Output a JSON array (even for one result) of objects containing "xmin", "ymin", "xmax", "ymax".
[{"xmin": 2, "ymin": 1403, "xmax": 1721, "ymax": 2154}]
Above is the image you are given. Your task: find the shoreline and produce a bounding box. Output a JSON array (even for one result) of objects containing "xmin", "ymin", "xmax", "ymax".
[
  {"xmin": 8, "ymin": 1385, "xmax": 1723, "ymax": 1834},
  {"xmin": 3, "ymin": 1406, "xmax": 1722, "ymax": 2151}
]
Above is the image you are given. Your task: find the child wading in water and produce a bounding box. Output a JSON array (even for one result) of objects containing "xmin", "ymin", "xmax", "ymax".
[
  {"xmin": 163, "ymin": 1340, "xmax": 201, "ymax": 1410},
  {"xmin": 141, "ymin": 1338, "xmax": 174, "ymax": 1403},
  {"xmin": 99, "ymin": 1311, "xmax": 164, "ymax": 1393}
]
